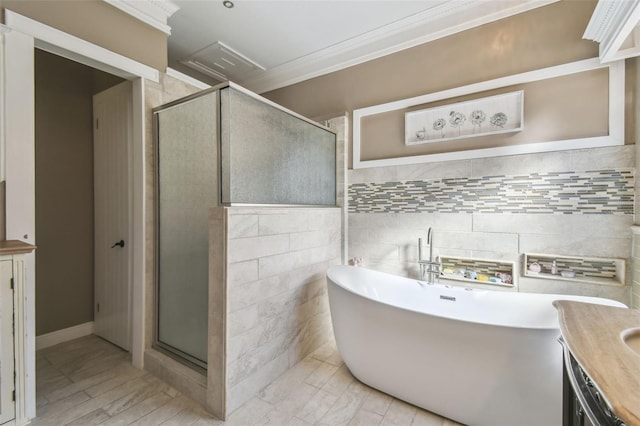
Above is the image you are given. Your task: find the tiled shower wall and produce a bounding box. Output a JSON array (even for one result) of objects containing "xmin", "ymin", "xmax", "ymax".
[
  {"xmin": 221, "ymin": 206, "xmax": 341, "ymax": 414},
  {"xmin": 348, "ymin": 145, "xmax": 635, "ymax": 306}
]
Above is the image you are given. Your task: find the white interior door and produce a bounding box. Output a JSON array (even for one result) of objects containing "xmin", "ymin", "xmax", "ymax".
[
  {"xmin": 0, "ymin": 260, "xmax": 15, "ymax": 424},
  {"xmin": 93, "ymin": 81, "xmax": 133, "ymax": 351}
]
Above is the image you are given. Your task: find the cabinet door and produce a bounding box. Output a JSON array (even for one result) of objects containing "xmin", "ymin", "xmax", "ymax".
[{"xmin": 0, "ymin": 260, "xmax": 15, "ymax": 424}]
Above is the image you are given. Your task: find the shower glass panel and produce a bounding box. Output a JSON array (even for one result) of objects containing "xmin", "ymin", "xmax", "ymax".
[
  {"xmin": 220, "ymin": 86, "xmax": 336, "ymax": 205},
  {"xmin": 155, "ymin": 91, "xmax": 218, "ymax": 367}
]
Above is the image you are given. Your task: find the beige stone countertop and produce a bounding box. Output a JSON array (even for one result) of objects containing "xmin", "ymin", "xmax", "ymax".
[
  {"xmin": 553, "ymin": 300, "xmax": 640, "ymax": 425},
  {"xmin": 0, "ymin": 240, "xmax": 36, "ymax": 255}
]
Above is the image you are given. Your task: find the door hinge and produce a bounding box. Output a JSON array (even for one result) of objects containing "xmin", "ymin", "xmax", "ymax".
[
  {"xmin": 12, "ymin": 390, "xmax": 15, "ymax": 402},
  {"xmin": 96, "ymin": 118, "xmax": 99, "ymax": 130},
  {"xmin": 10, "ymin": 277, "xmax": 14, "ymax": 290},
  {"xmin": 96, "ymin": 303, "xmax": 100, "ymax": 313}
]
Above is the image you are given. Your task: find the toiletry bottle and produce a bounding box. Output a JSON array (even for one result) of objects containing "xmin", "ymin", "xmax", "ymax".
[{"xmin": 551, "ymin": 260, "xmax": 558, "ymax": 275}]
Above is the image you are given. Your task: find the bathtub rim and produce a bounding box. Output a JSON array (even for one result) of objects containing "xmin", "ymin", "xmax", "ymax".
[{"xmin": 327, "ymin": 265, "xmax": 628, "ymax": 331}]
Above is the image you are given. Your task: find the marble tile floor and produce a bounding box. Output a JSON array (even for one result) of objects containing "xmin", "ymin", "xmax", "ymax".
[{"xmin": 34, "ymin": 335, "xmax": 461, "ymax": 426}]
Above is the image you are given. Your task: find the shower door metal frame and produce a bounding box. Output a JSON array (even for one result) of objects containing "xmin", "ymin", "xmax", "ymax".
[
  {"xmin": 152, "ymin": 81, "xmax": 337, "ymax": 372},
  {"xmin": 152, "ymin": 87, "xmax": 221, "ymax": 371}
]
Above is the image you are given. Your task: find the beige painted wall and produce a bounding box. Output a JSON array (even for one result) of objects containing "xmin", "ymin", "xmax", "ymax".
[
  {"xmin": 2, "ymin": 0, "xmax": 167, "ymax": 71},
  {"xmin": 263, "ymin": 0, "xmax": 638, "ymax": 309},
  {"xmin": 265, "ymin": 1, "xmax": 598, "ymax": 116},
  {"xmin": 263, "ymin": 1, "xmax": 638, "ymax": 167},
  {"xmin": 35, "ymin": 49, "xmax": 123, "ymax": 336}
]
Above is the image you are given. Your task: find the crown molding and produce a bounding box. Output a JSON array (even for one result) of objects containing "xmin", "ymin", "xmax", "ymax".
[
  {"xmin": 242, "ymin": 0, "xmax": 558, "ymax": 94},
  {"xmin": 584, "ymin": 0, "xmax": 640, "ymax": 62},
  {"xmin": 104, "ymin": 0, "xmax": 179, "ymax": 35}
]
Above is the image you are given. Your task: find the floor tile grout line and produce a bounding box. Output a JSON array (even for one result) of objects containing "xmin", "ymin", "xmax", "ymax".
[{"xmin": 35, "ymin": 335, "xmax": 456, "ymax": 426}]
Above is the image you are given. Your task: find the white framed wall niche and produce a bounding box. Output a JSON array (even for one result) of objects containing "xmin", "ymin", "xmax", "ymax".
[{"xmin": 353, "ymin": 58, "xmax": 625, "ymax": 169}]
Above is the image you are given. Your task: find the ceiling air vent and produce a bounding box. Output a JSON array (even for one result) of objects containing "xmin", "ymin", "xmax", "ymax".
[{"xmin": 181, "ymin": 41, "xmax": 265, "ymax": 81}]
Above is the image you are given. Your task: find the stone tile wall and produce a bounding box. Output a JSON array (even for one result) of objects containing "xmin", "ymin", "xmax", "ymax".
[
  {"xmin": 348, "ymin": 146, "xmax": 635, "ymax": 306},
  {"xmin": 222, "ymin": 206, "xmax": 342, "ymax": 414}
]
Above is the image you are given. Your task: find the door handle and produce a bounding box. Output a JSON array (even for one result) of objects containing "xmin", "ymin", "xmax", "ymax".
[{"xmin": 111, "ymin": 240, "xmax": 125, "ymax": 248}]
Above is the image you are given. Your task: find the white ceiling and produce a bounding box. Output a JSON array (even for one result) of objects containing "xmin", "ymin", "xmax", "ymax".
[{"xmin": 166, "ymin": 0, "xmax": 557, "ymax": 93}]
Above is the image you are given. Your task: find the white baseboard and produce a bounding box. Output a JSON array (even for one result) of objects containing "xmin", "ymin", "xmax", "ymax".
[{"xmin": 36, "ymin": 321, "xmax": 95, "ymax": 350}]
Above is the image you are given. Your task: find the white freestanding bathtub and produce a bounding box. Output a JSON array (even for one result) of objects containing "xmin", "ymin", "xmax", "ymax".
[{"xmin": 326, "ymin": 265, "xmax": 626, "ymax": 426}]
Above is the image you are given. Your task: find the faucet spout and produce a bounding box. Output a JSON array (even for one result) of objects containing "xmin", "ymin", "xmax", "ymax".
[{"xmin": 418, "ymin": 228, "xmax": 440, "ymax": 284}]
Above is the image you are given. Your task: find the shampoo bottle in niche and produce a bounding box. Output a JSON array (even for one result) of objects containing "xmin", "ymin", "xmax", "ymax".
[{"xmin": 551, "ymin": 260, "xmax": 558, "ymax": 275}]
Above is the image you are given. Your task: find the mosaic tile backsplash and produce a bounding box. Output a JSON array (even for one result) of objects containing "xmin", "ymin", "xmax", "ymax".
[{"xmin": 348, "ymin": 169, "xmax": 634, "ymax": 214}]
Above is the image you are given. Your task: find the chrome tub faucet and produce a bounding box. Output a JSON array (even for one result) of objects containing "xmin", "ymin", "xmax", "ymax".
[{"xmin": 418, "ymin": 228, "xmax": 441, "ymax": 284}]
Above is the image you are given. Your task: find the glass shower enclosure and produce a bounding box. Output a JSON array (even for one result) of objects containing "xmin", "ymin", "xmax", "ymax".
[{"xmin": 153, "ymin": 83, "xmax": 336, "ymax": 369}]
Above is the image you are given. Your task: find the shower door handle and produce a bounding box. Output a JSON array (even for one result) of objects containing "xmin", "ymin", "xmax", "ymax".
[{"xmin": 111, "ymin": 239, "xmax": 125, "ymax": 248}]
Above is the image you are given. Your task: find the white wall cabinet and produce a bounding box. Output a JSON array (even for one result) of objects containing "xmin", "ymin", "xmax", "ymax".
[{"xmin": 0, "ymin": 242, "xmax": 35, "ymax": 425}]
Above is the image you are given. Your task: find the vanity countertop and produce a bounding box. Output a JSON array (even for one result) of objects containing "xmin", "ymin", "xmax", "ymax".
[
  {"xmin": 553, "ymin": 300, "xmax": 640, "ymax": 425},
  {"xmin": 0, "ymin": 240, "xmax": 36, "ymax": 255}
]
